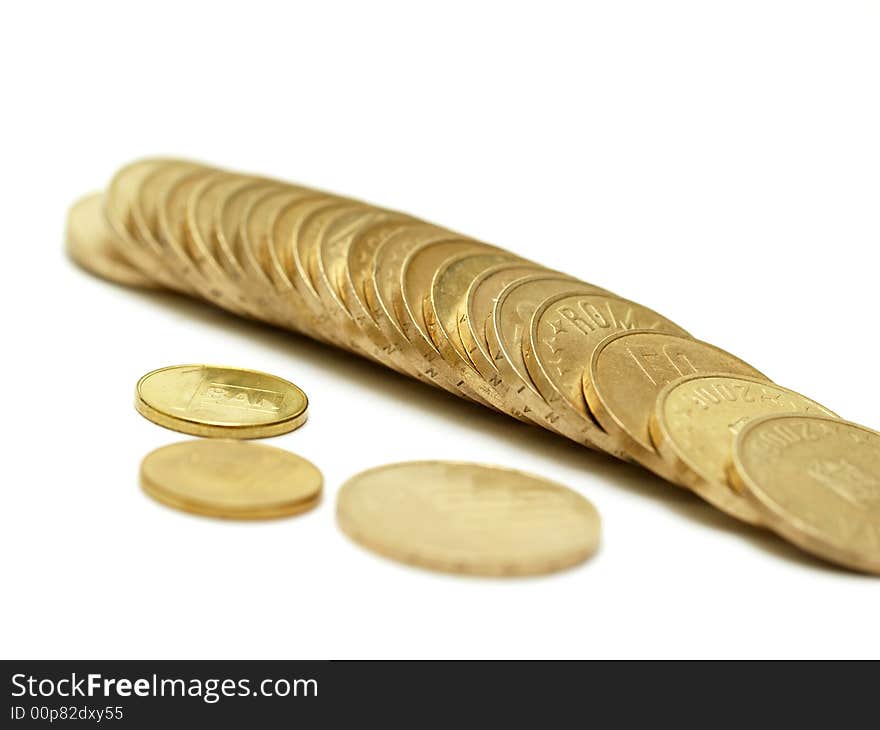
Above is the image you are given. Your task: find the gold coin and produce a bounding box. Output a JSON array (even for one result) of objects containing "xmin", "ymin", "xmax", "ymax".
[
  {"xmin": 130, "ymin": 159, "xmax": 202, "ymax": 294},
  {"xmin": 315, "ymin": 207, "xmax": 412, "ymax": 364},
  {"xmin": 425, "ymin": 251, "xmax": 515, "ymax": 369},
  {"xmin": 584, "ymin": 330, "xmax": 768, "ymax": 475},
  {"xmin": 423, "ymin": 252, "xmax": 537, "ymax": 419},
  {"xmin": 156, "ymin": 166, "xmax": 221, "ymax": 296},
  {"xmin": 523, "ymin": 292, "xmax": 688, "ymax": 451},
  {"xmin": 269, "ymin": 195, "xmax": 344, "ymax": 344},
  {"xmin": 366, "ymin": 224, "xmax": 466, "ymax": 390},
  {"xmin": 66, "ymin": 193, "xmax": 158, "ymax": 289},
  {"xmin": 141, "ymin": 439, "xmax": 322, "ymax": 519},
  {"xmin": 105, "ymin": 158, "xmax": 187, "ymax": 290},
  {"xmin": 237, "ymin": 185, "xmax": 325, "ymax": 329},
  {"xmin": 458, "ymin": 262, "xmax": 552, "ymax": 377},
  {"xmin": 484, "ymin": 275, "xmax": 610, "ymax": 433},
  {"xmin": 183, "ymin": 171, "xmax": 257, "ymax": 318},
  {"xmin": 651, "ymin": 374, "xmax": 837, "ymax": 525},
  {"xmin": 215, "ymin": 178, "xmax": 288, "ymax": 322},
  {"xmin": 729, "ymin": 415, "xmax": 880, "ymax": 574},
  {"xmin": 294, "ymin": 200, "xmax": 371, "ymax": 348},
  {"xmin": 135, "ymin": 364, "xmax": 308, "ymax": 438},
  {"xmin": 337, "ymin": 461, "xmax": 600, "ymax": 576},
  {"xmin": 340, "ymin": 219, "xmax": 426, "ymax": 377},
  {"xmin": 397, "ymin": 240, "xmax": 516, "ymax": 406}
]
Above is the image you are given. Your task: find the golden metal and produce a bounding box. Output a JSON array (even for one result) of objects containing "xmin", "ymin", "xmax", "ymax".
[
  {"xmin": 523, "ymin": 292, "xmax": 687, "ymax": 450},
  {"xmin": 294, "ymin": 200, "xmax": 371, "ymax": 349},
  {"xmin": 105, "ymin": 158, "xmax": 188, "ymax": 291},
  {"xmin": 398, "ymin": 240, "xmax": 516, "ymax": 407},
  {"xmin": 156, "ymin": 166, "xmax": 221, "ymax": 299},
  {"xmin": 80, "ymin": 159, "xmax": 878, "ymax": 575},
  {"xmin": 141, "ymin": 439, "xmax": 322, "ymax": 519},
  {"xmin": 135, "ymin": 364, "xmax": 308, "ymax": 439},
  {"xmin": 269, "ymin": 195, "xmax": 344, "ymax": 344},
  {"xmin": 337, "ymin": 461, "xmax": 600, "ymax": 576},
  {"xmin": 584, "ymin": 330, "xmax": 768, "ymax": 475},
  {"xmin": 651, "ymin": 374, "xmax": 837, "ymax": 525},
  {"xmin": 320, "ymin": 209, "xmax": 415, "ymax": 364},
  {"xmin": 237, "ymin": 186, "xmax": 311, "ymax": 328},
  {"xmin": 66, "ymin": 193, "xmax": 158, "ymax": 289},
  {"xmin": 340, "ymin": 219, "xmax": 427, "ymax": 377},
  {"xmin": 729, "ymin": 415, "xmax": 880, "ymax": 575},
  {"xmin": 183, "ymin": 171, "xmax": 258, "ymax": 318},
  {"xmin": 366, "ymin": 225, "xmax": 465, "ymax": 391},
  {"xmin": 215, "ymin": 178, "xmax": 287, "ymax": 322},
  {"xmin": 130, "ymin": 159, "xmax": 200, "ymax": 294},
  {"xmin": 484, "ymin": 275, "xmax": 610, "ymax": 435},
  {"xmin": 457, "ymin": 262, "xmax": 551, "ymax": 377}
]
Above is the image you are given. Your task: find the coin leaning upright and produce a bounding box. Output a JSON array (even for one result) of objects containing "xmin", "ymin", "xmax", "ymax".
[
  {"xmin": 135, "ymin": 364, "xmax": 308, "ymax": 438},
  {"xmin": 523, "ymin": 292, "xmax": 688, "ymax": 451},
  {"xmin": 337, "ymin": 461, "xmax": 601, "ymax": 576},
  {"xmin": 583, "ymin": 330, "xmax": 768, "ymax": 476},
  {"xmin": 729, "ymin": 414, "xmax": 880, "ymax": 575},
  {"xmin": 66, "ymin": 192, "xmax": 159, "ymax": 290},
  {"xmin": 650, "ymin": 374, "xmax": 838, "ymax": 525},
  {"xmin": 141, "ymin": 439, "xmax": 322, "ymax": 519}
]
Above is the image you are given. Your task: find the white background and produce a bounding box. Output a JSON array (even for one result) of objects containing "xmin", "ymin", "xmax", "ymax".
[{"xmin": 2, "ymin": 1, "xmax": 878, "ymax": 659}]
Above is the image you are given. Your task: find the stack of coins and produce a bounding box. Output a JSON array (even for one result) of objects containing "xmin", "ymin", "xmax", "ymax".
[
  {"xmin": 135, "ymin": 364, "xmax": 322, "ymax": 519},
  {"xmin": 67, "ymin": 158, "xmax": 880, "ymax": 574}
]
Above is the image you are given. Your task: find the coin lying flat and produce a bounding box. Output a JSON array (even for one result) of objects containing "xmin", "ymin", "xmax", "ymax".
[
  {"xmin": 66, "ymin": 193, "xmax": 158, "ymax": 289},
  {"xmin": 650, "ymin": 374, "xmax": 838, "ymax": 525},
  {"xmin": 141, "ymin": 440, "xmax": 322, "ymax": 519},
  {"xmin": 584, "ymin": 330, "xmax": 768, "ymax": 476},
  {"xmin": 729, "ymin": 415, "xmax": 880, "ymax": 574},
  {"xmin": 135, "ymin": 364, "xmax": 308, "ymax": 438},
  {"xmin": 337, "ymin": 461, "xmax": 600, "ymax": 576}
]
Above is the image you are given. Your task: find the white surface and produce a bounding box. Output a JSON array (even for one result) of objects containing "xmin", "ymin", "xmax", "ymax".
[{"xmin": 2, "ymin": 1, "xmax": 879, "ymax": 659}]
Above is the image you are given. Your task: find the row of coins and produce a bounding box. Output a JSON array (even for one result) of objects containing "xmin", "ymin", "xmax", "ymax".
[{"xmin": 66, "ymin": 158, "xmax": 880, "ymax": 574}]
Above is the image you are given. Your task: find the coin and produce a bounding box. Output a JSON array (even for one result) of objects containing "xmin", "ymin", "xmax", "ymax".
[
  {"xmin": 66, "ymin": 193, "xmax": 158, "ymax": 289},
  {"xmin": 425, "ymin": 252, "xmax": 522, "ymax": 370},
  {"xmin": 130, "ymin": 159, "xmax": 202, "ymax": 294},
  {"xmin": 337, "ymin": 461, "xmax": 600, "ymax": 576},
  {"xmin": 105, "ymin": 158, "xmax": 188, "ymax": 290},
  {"xmin": 141, "ymin": 440, "xmax": 322, "ymax": 519},
  {"xmin": 366, "ymin": 224, "xmax": 466, "ymax": 391},
  {"xmin": 135, "ymin": 364, "xmax": 308, "ymax": 438},
  {"xmin": 397, "ymin": 240, "xmax": 515, "ymax": 405},
  {"xmin": 314, "ymin": 207, "xmax": 411, "ymax": 363},
  {"xmin": 423, "ymin": 252, "xmax": 539, "ymax": 418},
  {"xmin": 484, "ymin": 275, "xmax": 609, "ymax": 432},
  {"xmin": 293, "ymin": 200, "xmax": 370, "ymax": 348},
  {"xmin": 729, "ymin": 415, "xmax": 880, "ymax": 574},
  {"xmin": 156, "ymin": 166, "xmax": 221, "ymax": 296},
  {"xmin": 458, "ymin": 262, "xmax": 555, "ymax": 377},
  {"xmin": 650, "ymin": 374, "xmax": 838, "ymax": 524},
  {"xmin": 215, "ymin": 178, "xmax": 288, "ymax": 322},
  {"xmin": 342, "ymin": 219, "xmax": 432, "ymax": 378},
  {"xmin": 269, "ymin": 196, "xmax": 343, "ymax": 344},
  {"xmin": 584, "ymin": 330, "xmax": 768, "ymax": 475},
  {"xmin": 523, "ymin": 292, "xmax": 687, "ymax": 449},
  {"xmin": 183, "ymin": 171, "xmax": 258, "ymax": 318},
  {"xmin": 237, "ymin": 186, "xmax": 313, "ymax": 327}
]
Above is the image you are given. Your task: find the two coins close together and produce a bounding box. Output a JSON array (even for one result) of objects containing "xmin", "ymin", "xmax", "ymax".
[
  {"xmin": 137, "ymin": 364, "xmax": 321, "ymax": 520},
  {"xmin": 67, "ymin": 158, "xmax": 880, "ymax": 575}
]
